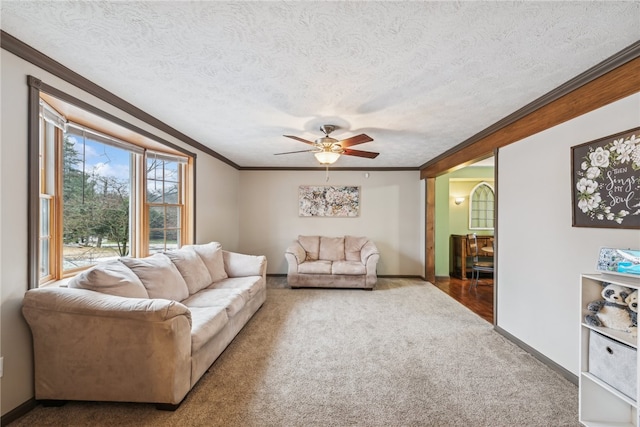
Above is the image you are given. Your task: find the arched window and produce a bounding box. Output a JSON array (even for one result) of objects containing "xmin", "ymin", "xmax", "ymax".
[{"xmin": 469, "ymin": 182, "xmax": 494, "ymax": 230}]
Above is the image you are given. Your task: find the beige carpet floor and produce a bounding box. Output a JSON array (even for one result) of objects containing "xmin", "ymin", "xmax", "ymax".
[{"xmin": 12, "ymin": 278, "xmax": 579, "ymax": 426}]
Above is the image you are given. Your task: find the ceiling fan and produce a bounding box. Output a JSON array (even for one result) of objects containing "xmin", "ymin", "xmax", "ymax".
[{"xmin": 275, "ymin": 125, "xmax": 379, "ymax": 165}]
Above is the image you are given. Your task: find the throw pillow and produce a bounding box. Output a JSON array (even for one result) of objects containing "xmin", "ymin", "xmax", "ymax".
[
  {"xmin": 184, "ymin": 242, "xmax": 228, "ymax": 282},
  {"xmin": 68, "ymin": 260, "xmax": 149, "ymax": 298},
  {"xmin": 164, "ymin": 247, "xmax": 213, "ymax": 294},
  {"xmin": 120, "ymin": 253, "xmax": 189, "ymax": 301}
]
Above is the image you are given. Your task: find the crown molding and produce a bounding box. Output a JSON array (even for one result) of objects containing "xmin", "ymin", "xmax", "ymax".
[{"xmin": 1, "ymin": 30, "xmax": 240, "ymax": 169}]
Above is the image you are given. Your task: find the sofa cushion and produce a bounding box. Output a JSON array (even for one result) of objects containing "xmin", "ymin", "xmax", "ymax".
[
  {"xmin": 164, "ymin": 247, "xmax": 213, "ymax": 294},
  {"xmin": 182, "ymin": 288, "xmax": 246, "ymax": 317},
  {"xmin": 319, "ymin": 236, "xmax": 345, "ymax": 261},
  {"xmin": 209, "ymin": 277, "xmax": 265, "ymax": 299},
  {"xmin": 184, "ymin": 242, "xmax": 228, "ymax": 282},
  {"xmin": 188, "ymin": 306, "xmax": 229, "ymax": 353},
  {"xmin": 298, "ymin": 260, "xmax": 332, "ymax": 274},
  {"xmin": 298, "ymin": 235, "xmax": 320, "ymax": 261},
  {"xmin": 345, "ymin": 236, "xmax": 369, "ymax": 262},
  {"xmin": 332, "ymin": 261, "xmax": 367, "ymax": 275},
  {"xmin": 120, "ymin": 253, "xmax": 189, "ymax": 301},
  {"xmin": 68, "ymin": 260, "xmax": 149, "ymax": 298}
]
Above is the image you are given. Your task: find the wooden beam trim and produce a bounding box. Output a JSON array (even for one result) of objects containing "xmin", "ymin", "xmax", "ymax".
[{"xmin": 421, "ymin": 49, "xmax": 640, "ymax": 179}]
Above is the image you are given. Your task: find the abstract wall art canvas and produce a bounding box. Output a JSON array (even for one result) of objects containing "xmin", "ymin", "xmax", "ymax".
[{"xmin": 299, "ymin": 185, "xmax": 360, "ymax": 217}]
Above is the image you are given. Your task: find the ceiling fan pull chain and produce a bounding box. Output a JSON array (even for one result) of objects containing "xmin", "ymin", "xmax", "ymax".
[{"xmin": 325, "ymin": 165, "xmax": 330, "ymax": 182}]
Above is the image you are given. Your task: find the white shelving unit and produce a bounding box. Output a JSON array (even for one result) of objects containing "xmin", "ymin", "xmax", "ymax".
[{"xmin": 580, "ymin": 273, "xmax": 640, "ymax": 427}]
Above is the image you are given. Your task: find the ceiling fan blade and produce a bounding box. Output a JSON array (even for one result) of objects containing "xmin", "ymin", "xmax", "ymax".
[
  {"xmin": 338, "ymin": 134, "xmax": 373, "ymax": 148},
  {"xmin": 342, "ymin": 148, "xmax": 379, "ymax": 159},
  {"xmin": 283, "ymin": 135, "xmax": 315, "ymax": 145},
  {"xmin": 274, "ymin": 149, "xmax": 317, "ymax": 155}
]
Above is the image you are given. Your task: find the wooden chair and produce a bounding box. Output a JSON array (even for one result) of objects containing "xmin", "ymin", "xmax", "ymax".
[{"xmin": 467, "ymin": 233, "xmax": 494, "ymax": 290}]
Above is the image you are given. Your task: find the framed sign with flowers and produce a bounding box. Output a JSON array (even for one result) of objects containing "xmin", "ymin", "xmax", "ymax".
[{"xmin": 571, "ymin": 127, "xmax": 640, "ymax": 229}]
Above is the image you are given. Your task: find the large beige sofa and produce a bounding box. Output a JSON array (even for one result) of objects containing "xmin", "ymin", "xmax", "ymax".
[
  {"xmin": 285, "ymin": 235, "xmax": 380, "ymax": 289},
  {"xmin": 22, "ymin": 242, "xmax": 266, "ymax": 410}
]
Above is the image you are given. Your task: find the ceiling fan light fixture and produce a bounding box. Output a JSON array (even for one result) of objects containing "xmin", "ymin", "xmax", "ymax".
[{"xmin": 314, "ymin": 151, "xmax": 341, "ymax": 164}]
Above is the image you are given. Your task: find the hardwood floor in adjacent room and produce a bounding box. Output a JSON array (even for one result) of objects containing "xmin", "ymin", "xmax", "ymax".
[{"xmin": 433, "ymin": 276, "xmax": 493, "ymax": 324}]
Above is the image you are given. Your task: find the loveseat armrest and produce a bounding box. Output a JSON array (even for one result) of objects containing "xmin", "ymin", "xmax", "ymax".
[
  {"xmin": 361, "ymin": 240, "xmax": 380, "ymax": 287},
  {"xmin": 222, "ymin": 250, "xmax": 267, "ymax": 278},
  {"xmin": 360, "ymin": 240, "xmax": 380, "ymax": 265},
  {"xmin": 285, "ymin": 241, "xmax": 306, "ymax": 265}
]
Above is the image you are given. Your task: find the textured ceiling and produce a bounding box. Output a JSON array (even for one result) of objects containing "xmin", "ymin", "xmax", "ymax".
[{"xmin": 2, "ymin": 1, "xmax": 639, "ymax": 168}]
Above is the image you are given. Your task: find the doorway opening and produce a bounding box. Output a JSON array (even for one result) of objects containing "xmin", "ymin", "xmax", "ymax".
[{"xmin": 432, "ymin": 157, "xmax": 495, "ymax": 323}]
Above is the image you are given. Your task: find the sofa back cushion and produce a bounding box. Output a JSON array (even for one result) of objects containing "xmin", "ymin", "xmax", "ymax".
[
  {"xmin": 164, "ymin": 247, "xmax": 213, "ymax": 294},
  {"xmin": 68, "ymin": 260, "xmax": 149, "ymax": 298},
  {"xmin": 319, "ymin": 236, "xmax": 345, "ymax": 261},
  {"xmin": 120, "ymin": 253, "xmax": 189, "ymax": 301},
  {"xmin": 184, "ymin": 242, "xmax": 228, "ymax": 282},
  {"xmin": 298, "ymin": 235, "xmax": 320, "ymax": 261},
  {"xmin": 345, "ymin": 236, "xmax": 369, "ymax": 262}
]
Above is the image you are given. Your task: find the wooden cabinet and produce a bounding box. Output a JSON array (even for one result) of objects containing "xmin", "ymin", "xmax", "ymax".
[
  {"xmin": 449, "ymin": 234, "xmax": 493, "ymax": 279},
  {"xmin": 580, "ymin": 273, "xmax": 640, "ymax": 426}
]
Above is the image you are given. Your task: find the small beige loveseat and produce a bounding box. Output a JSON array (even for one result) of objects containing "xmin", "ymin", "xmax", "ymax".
[
  {"xmin": 285, "ymin": 235, "xmax": 380, "ymax": 289},
  {"xmin": 22, "ymin": 242, "xmax": 266, "ymax": 410}
]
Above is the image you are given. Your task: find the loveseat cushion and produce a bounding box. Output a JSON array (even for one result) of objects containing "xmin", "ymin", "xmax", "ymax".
[
  {"xmin": 68, "ymin": 260, "xmax": 149, "ymax": 298},
  {"xmin": 164, "ymin": 247, "xmax": 213, "ymax": 294},
  {"xmin": 182, "ymin": 288, "xmax": 246, "ymax": 317},
  {"xmin": 332, "ymin": 261, "xmax": 366, "ymax": 275},
  {"xmin": 345, "ymin": 235, "xmax": 369, "ymax": 262},
  {"xmin": 120, "ymin": 253, "xmax": 189, "ymax": 301},
  {"xmin": 319, "ymin": 236, "xmax": 345, "ymax": 261},
  {"xmin": 298, "ymin": 235, "xmax": 320, "ymax": 261},
  {"xmin": 188, "ymin": 306, "xmax": 229, "ymax": 353},
  {"xmin": 184, "ymin": 242, "xmax": 228, "ymax": 282},
  {"xmin": 298, "ymin": 260, "xmax": 332, "ymax": 274}
]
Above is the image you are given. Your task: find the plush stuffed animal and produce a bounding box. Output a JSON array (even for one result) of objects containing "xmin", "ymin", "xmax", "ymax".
[
  {"xmin": 585, "ymin": 282, "xmax": 635, "ymax": 333},
  {"xmin": 626, "ymin": 289, "xmax": 638, "ymax": 337}
]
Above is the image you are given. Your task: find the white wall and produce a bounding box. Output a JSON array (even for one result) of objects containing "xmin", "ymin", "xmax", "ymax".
[
  {"xmin": 497, "ymin": 93, "xmax": 640, "ymax": 374},
  {"xmin": 0, "ymin": 50, "xmax": 240, "ymax": 416},
  {"xmin": 194, "ymin": 155, "xmax": 241, "ymax": 249},
  {"xmin": 238, "ymin": 170, "xmax": 424, "ymax": 276}
]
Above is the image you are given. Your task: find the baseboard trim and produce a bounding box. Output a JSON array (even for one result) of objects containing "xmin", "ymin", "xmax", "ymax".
[
  {"xmin": 1, "ymin": 398, "xmax": 37, "ymax": 426},
  {"xmin": 494, "ymin": 326, "xmax": 578, "ymax": 386}
]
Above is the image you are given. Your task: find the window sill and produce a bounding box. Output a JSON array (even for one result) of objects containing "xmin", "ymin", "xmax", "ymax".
[{"xmin": 40, "ymin": 277, "xmax": 73, "ymax": 288}]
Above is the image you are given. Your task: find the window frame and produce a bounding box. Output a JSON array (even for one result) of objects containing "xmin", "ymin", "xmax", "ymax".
[
  {"xmin": 28, "ymin": 77, "xmax": 196, "ymax": 288},
  {"xmin": 145, "ymin": 152, "xmax": 188, "ymax": 254}
]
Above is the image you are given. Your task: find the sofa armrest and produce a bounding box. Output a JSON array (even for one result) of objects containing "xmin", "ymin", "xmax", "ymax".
[
  {"xmin": 21, "ymin": 287, "xmax": 193, "ymax": 405},
  {"xmin": 23, "ymin": 287, "xmax": 191, "ymax": 323},
  {"xmin": 222, "ymin": 250, "xmax": 267, "ymax": 278}
]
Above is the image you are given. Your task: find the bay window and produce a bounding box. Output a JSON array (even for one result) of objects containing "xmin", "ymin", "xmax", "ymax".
[{"xmin": 32, "ymin": 81, "xmax": 194, "ymax": 287}]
